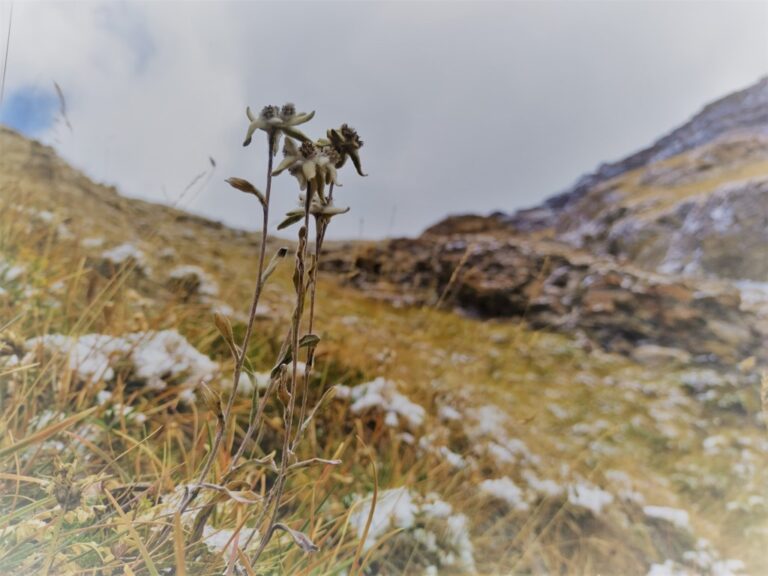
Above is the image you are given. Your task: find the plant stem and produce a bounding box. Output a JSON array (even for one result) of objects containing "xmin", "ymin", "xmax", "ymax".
[
  {"xmin": 293, "ymin": 207, "xmax": 330, "ymax": 451},
  {"xmin": 251, "ymin": 180, "xmax": 314, "ymax": 564},
  {"xmin": 172, "ymin": 130, "xmax": 275, "ymax": 537}
]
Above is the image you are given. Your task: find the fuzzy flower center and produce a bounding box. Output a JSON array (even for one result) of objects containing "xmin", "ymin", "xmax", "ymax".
[
  {"xmin": 261, "ymin": 105, "xmax": 279, "ymax": 119},
  {"xmin": 299, "ymin": 141, "xmax": 317, "ymax": 159},
  {"xmin": 281, "ymin": 103, "xmax": 296, "ymax": 118}
]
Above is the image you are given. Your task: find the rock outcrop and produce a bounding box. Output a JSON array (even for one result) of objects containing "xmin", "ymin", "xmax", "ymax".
[{"xmin": 323, "ymin": 233, "xmax": 764, "ymax": 365}]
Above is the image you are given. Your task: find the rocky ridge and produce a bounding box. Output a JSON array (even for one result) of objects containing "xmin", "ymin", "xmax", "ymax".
[{"xmin": 324, "ymin": 77, "xmax": 768, "ymax": 367}]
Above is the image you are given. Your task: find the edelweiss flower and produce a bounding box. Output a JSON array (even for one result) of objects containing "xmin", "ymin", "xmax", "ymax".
[
  {"xmin": 325, "ymin": 124, "xmax": 366, "ymax": 176},
  {"xmin": 272, "ymin": 139, "xmax": 339, "ymax": 194},
  {"xmin": 242, "ymin": 103, "xmax": 315, "ymax": 149}
]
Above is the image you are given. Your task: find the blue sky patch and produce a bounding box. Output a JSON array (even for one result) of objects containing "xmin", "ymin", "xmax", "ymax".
[{"xmin": 0, "ymin": 86, "xmax": 58, "ymax": 136}]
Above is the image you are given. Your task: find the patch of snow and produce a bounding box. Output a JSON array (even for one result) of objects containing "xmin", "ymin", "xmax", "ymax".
[
  {"xmin": 168, "ymin": 265, "xmax": 219, "ymax": 297},
  {"xmin": 3, "ymin": 265, "xmax": 26, "ymax": 282},
  {"xmin": 467, "ymin": 405, "xmax": 509, "ymax": 439},
  {"xmin": 202, "ymin": 525, "xmax": 260, "ymax": 555},
  {"xmin": 349, "ymin": 488, "xmax": 417, "ymax": 552},
  {"xmin": 522, "ymin": 470, "xmax": 564, "ymax": 497},
  {"xmin": 26, "ymin": 334, "xmax": 128, "ymax": 382},
  {"xmin": 159, "ymin": 247, "xmax": 177, "ymax": 259},
  {"xmin": 26, "ymin": 330, "xmax": 217, "ymax": 392},
  {"xmin": 646, "ymin": 560, "xmax": 691, "ymax": 576},
  {"xmin": 101, "ymin": 243, "xmax": 150, "ymax": 274},
  {"xmin": 643, "ymin": 505, "xmax": 691, "ymax": 531},
  {"xmin": 567, "ymin": 482, "xmax": 614, "ymax": 514},
  {"xmin": 703, "ymin": 435, "xmax": 728, "ymax": 454},
  {"xmin": 437, "ymin": 404, "xmax": 461, "ymax": 422},
  {"xmin": 80, "ymin": 237, "xmax": 104, "ymax": 248},
  {"xmin": 130, "ymin": 331, "xmax": 218, "ymax": 390},
  {"xmin": 347, "ymin": 378, "xmax": 425, "ymax": 428},
  {"xmin": 479, "ymin": 477, "xmax": 529, "ymax": 511},
  {"xmin": 547, "ymin": 403, "xmax": 569, "ymax": 420},
  {"xmin": 36, "ymin": 210, "xmax": 54, "ymax": 223}
]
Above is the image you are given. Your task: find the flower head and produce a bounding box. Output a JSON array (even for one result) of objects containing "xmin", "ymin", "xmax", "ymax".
[
  {"xmin": 326, "ymin": 124, "xmax": 366, "ymax": 176},
  {"xmin": 243, "ymin": 102, "xmax": 315, "ymax": 151},
  {"xmin": 272, "ymin": 137, "xmax": 339, "ymax": 195}
]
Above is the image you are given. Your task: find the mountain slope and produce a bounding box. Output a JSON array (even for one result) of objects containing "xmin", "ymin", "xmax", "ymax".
[
  {"xmin": 508, "ymin": 76, "xmax": 768, "ymax": 233},
  {"xmin": 500, "ymin": 77, "xmax": 768, "ymax": 285},
  {"xmin": 1, "ymin": 124, "xmax": 766, "ymax": 576}
]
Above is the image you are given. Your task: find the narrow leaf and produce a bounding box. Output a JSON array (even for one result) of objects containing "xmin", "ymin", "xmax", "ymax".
[
  {"xmin": 298, "ymin": 334, "xmax": 320, "ymax": 349},
  {"xmin": 287, "ymin": 458, "xmax": 342, "ymax": 472},
  {"xmin": 273, "ymin": 523, "xmax": 319, "ymax": 553},
  {"xmin": 213, "ymin": 312, "xmax": 239, "ymax": 360},
  {"xmin": 226, "ymin": 177, "xmax": 266, "ymax": 206},
  {"xmin": 277, "ymin": 213, "xmax": 304, "ymax": 231}
]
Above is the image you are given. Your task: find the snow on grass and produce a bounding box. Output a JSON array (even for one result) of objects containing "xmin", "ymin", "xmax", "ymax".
[
  {"xmin": 643, "ymin": 505, "xmax": 691, "ymax": 531},
  {"xmin": 97, "ymin": 390, "xmax": 146, "ymax": 423},
  {"xmin": 168, "ymin": 264, "xmax": 219, "ymax": 297},
  {"xmin": 522, "ymin": 470, "xmax": 564, "ymax": 497},
  {"xmin": 339, "ymin": 377, "xmax": 425, "ymax": 428},
  {"xmin": 703, "ymin": 435, "xmax": 728, "ymax": 455},
  {"xmin": 349, "ymin": 487, "xmax": 417, "ymax": 552},
  {"xmin": 479, "ymin": 477, "xmax": 529, "ymax": 511},
  {"xmin": 567, "ymin": 482, "xmax": 614, "ymax": 514},
  {"xmin": 683, "ymin": 547, "xmax": 746, "ymax": 575},
  {"xmin": 487, "ymin": 438, "xmax": 538, "ymax": 466},
  {"xmin": 648, "ymin": 540, "xmax": 746, "ymax": 576},
  {"xmin": 465, "ymin": 404, "xmax": 542, "ymax": 467},
  {"xmin": 26, "ymin": 334, "xmax": 128, "ymax": 382},
  {"xmin": 420, "ymin": 495, "xmax": 475, "ymax": 571},
  {"xmin": 100, "ymin": 243, "xmax": 150, "ymax": 274},
  {"xmin": 202, "ymin": 525, "xmax": 260, "ymax": 555},
  {"xmin": 605, "ymin": 469, "xmax": 646, "ymax": 504},
  {"xmin": 1, "ymin": 263, "xmax": 26, "ymax": 283},
  {"xmin": 646, "ymin": 560, "xmax": 691, "ymax": 576},
  {"xmin": 80, "ymin": 237, "xmax": 104, "ymax": 248},
  {"xmin": 127, "ymin": 330, "xmax": 218, "ymax": 390},
  {"xmin": 418, "ymin": 434, "xmax": 467, "ymax": 469},
  {"xmin": 26, "ymin": 330, "xmax": 218, "ymax": 392},
  {"xmin": 219, "ymin": 371, "xmax": 275, "ymax": 396},
  {"xmin": 349, "ymin": 489, "xmax": 475, "ymax": 571},
  {"xmin": 467, "ymin": 405, "xmax": 509, "ymax": 439},
  {"xmin": 437, "ymin": 404, "xmax": 461, "ymax": 422}
]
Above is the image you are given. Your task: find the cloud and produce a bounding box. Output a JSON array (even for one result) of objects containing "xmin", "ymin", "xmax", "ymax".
[{"xmin": 1, "ymin": 1, "xmax": 767, "ymax": 239}]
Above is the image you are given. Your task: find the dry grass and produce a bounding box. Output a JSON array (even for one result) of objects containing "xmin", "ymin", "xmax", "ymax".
[{"xmin": 1, "ymin": 131, "xmax": 767, "ymax": 574}]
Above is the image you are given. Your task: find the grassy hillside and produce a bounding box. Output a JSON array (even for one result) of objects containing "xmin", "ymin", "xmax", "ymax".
[{"xmin": 0, "ymin": 127, "xmax": 766, "ymax": 575}]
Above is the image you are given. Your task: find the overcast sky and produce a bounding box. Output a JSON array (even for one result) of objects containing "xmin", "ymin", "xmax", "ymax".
[{"xmin": 1, "ymin": 1, "xmax": 767, "ymax": 239}]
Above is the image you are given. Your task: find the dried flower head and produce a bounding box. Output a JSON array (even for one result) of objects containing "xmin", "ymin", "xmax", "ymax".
[
  {"xmin": 48, "ymin": 459, "xmax": 83, "ymax": 511},
  {"xmin": 326, "ymin": 124, "xmax": 366, "ymax": 176}
]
